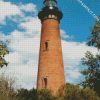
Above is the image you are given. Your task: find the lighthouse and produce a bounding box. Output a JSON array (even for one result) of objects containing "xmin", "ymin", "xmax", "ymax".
[{"xmin": 37, "ymin": 0, "xmax": 65, "ymax": 94}]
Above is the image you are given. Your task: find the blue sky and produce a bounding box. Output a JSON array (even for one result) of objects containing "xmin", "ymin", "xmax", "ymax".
[
  {"xmin": 0, "ymin": 0, "xmax": 99, "ymax": 89},
  {"xmin": 3, "ymin": 0, "xmax": 100, "ymax": 41}
]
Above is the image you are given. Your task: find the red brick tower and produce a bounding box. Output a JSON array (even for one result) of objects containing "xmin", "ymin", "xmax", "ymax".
[{"xmin": 37, "ymin": 0, "xmax": 65, "ymax": 94}]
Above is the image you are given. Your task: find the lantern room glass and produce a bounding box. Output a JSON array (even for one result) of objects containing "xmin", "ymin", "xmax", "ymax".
[{"xmin": 44, "ymin": 0, "xmax": 57, "ymax": 7}]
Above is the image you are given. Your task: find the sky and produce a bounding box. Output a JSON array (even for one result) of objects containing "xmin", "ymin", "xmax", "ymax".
[{"xmin": 0, "ymin": 0, "xmax": 100, "ymax": 89}]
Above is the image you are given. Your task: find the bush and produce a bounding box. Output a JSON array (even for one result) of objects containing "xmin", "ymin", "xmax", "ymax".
[
  {"xmin": 38, "ymin": 89, "xmax": 56, "ymax": 100},
  {"xmin": 57, "ymin": 83, "xmax": 100, "ymax": 100},
  {"xmin": 17, "ymin": 89, "xmax": 56, "ymax": 100}
]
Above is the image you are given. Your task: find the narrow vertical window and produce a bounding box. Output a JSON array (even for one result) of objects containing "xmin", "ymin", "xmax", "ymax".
[
  {"xmin": 45, "ymin": 41, "xmax": 48, "ymax": 50},
  {"xmin": 44, "ymin": 77, "xmax": 48, "ymax": 88}
]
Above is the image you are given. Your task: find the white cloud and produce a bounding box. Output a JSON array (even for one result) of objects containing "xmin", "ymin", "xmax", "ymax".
[
  {"xmin": 67, "ymin": 70, "xmax": 81, "ymax": 79},
  {"xmin": 5, "ymin": 52, "xmax": 22, "ymax": 64},
  {"xmin": 0, "ymin": 32, "xmax": 7, "ymax": 41},
  {"xmin": 0, "ymin": 0, "xmax": 22, "ymax": 24},
  {"xmin": 61, "ymin": 30, "xmax": 69, "ymax": 39},
  {"xmin": 0, "ymin": 1, "xmax": 37, "ymax": 24},
  {"xmin": 20, "ymin": 3, "xmax": 37, "ymax": 13},
  {"xmin": 62, "ymin": 41, "xmax": 97, "ymax": 68},
  {"xmin": 19, "ymin": 17, "xmax": 41, "ymax": 33},
  {"xmin": 61, "ymin": 30, "xmax": 74, "ymax": 40}
]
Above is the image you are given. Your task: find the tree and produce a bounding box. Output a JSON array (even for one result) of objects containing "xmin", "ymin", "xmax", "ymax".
[
  {"xmin": 81, "ymin": 17, "xmax": 100, "ymax": 96},
  {"xmin": 57, "ymin": 83, "xmax": 100, "ymax": 100},
  {"xmin": 81, "ymin": 51, "xmax": 100, "ymax": 96},
  {"xmin": 12, "ymin": 84, "xmax": 100, "ymax": 100},
  {"xmin": 17, "ymin": 88, "xmax": 39, "ymax": 100},
  {"xmin": 0, "ymin": 41, "xmax": 9, "ymax": 68},
  {"xmin": 16, "ymin": 88, "xmax": 55, "ymax": 100},
  {"xmin": 87, "ymin": 17, "xmax": 100, "ymax": 49},
  {"xmin": 0, "ymin": 75, "xmax": 17, "ymax": 100}
]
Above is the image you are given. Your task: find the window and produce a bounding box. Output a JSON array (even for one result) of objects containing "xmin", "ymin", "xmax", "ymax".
[
  {"xmin": 44, "ymin": 77, "xmax": 48, "ymax": 88},
  {"xmin": 48, "ymin": 15, "xmax": 52, "ymax": 18},
  {"xmin": 45, "ymin": 41, "xmax": 48, "ymax": 50},
  {"xmin": 51, "ymin": 15, "xmax": 55, "ymax": 18}
]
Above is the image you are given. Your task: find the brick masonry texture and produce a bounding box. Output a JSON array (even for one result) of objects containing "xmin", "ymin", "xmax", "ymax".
[{"xmin": 37, "ymin": 18, "xmax": 65, "ymax": 94}]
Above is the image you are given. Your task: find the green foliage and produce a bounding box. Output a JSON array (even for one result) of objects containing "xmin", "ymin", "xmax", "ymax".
[
  {"xmin": 0, "ymin": 79, "xmax": 100, "ymax": 100},
  {"xmin": 58, "ymin": 83, "xmax": 81, "ymax": 100},
  {"xmin": 81, "ymin": 18, "xmax": 100, "ymax": 96},
  {"xmin": 81, "ymin": 51, "xmax": 100, "ymax": 96},
  {"xmin": 16, "ymin": 89, "xmax": 55, "ymax": 100},
  {"xmin": 16, "ymin": 88, "xmax": 38, "ymax": 100},
  {"xmin": 17, "ymin": 85, "xmax": 100, "ymax": 100},
  {"xmin": 0, "ymin": 41, "xmax": 9, "ymax": 68},
  {"xmin": 87, "ymin": 17, "xmax": 100, "ymax": 49},
  {"xmin": 81, "ymin": 88, "xmax": 99, "ymax": 100},
  {"xmin": 57, "ymin": 83, "xmax": 100, "ymax": 100},
  {"xmin": 38, "ymin": 89, "xmax": 55, "ymax": 100}
]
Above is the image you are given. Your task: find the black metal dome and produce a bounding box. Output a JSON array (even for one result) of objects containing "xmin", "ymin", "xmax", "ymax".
[{"xmin": 38, "ymin": 0, "xmax": 63, "ymax": 22}]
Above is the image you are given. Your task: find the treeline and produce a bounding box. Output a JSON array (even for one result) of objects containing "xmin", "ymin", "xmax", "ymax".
[{"xmin": 0, "ymin": 75, "xmax": 100, "ymax": 100}]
